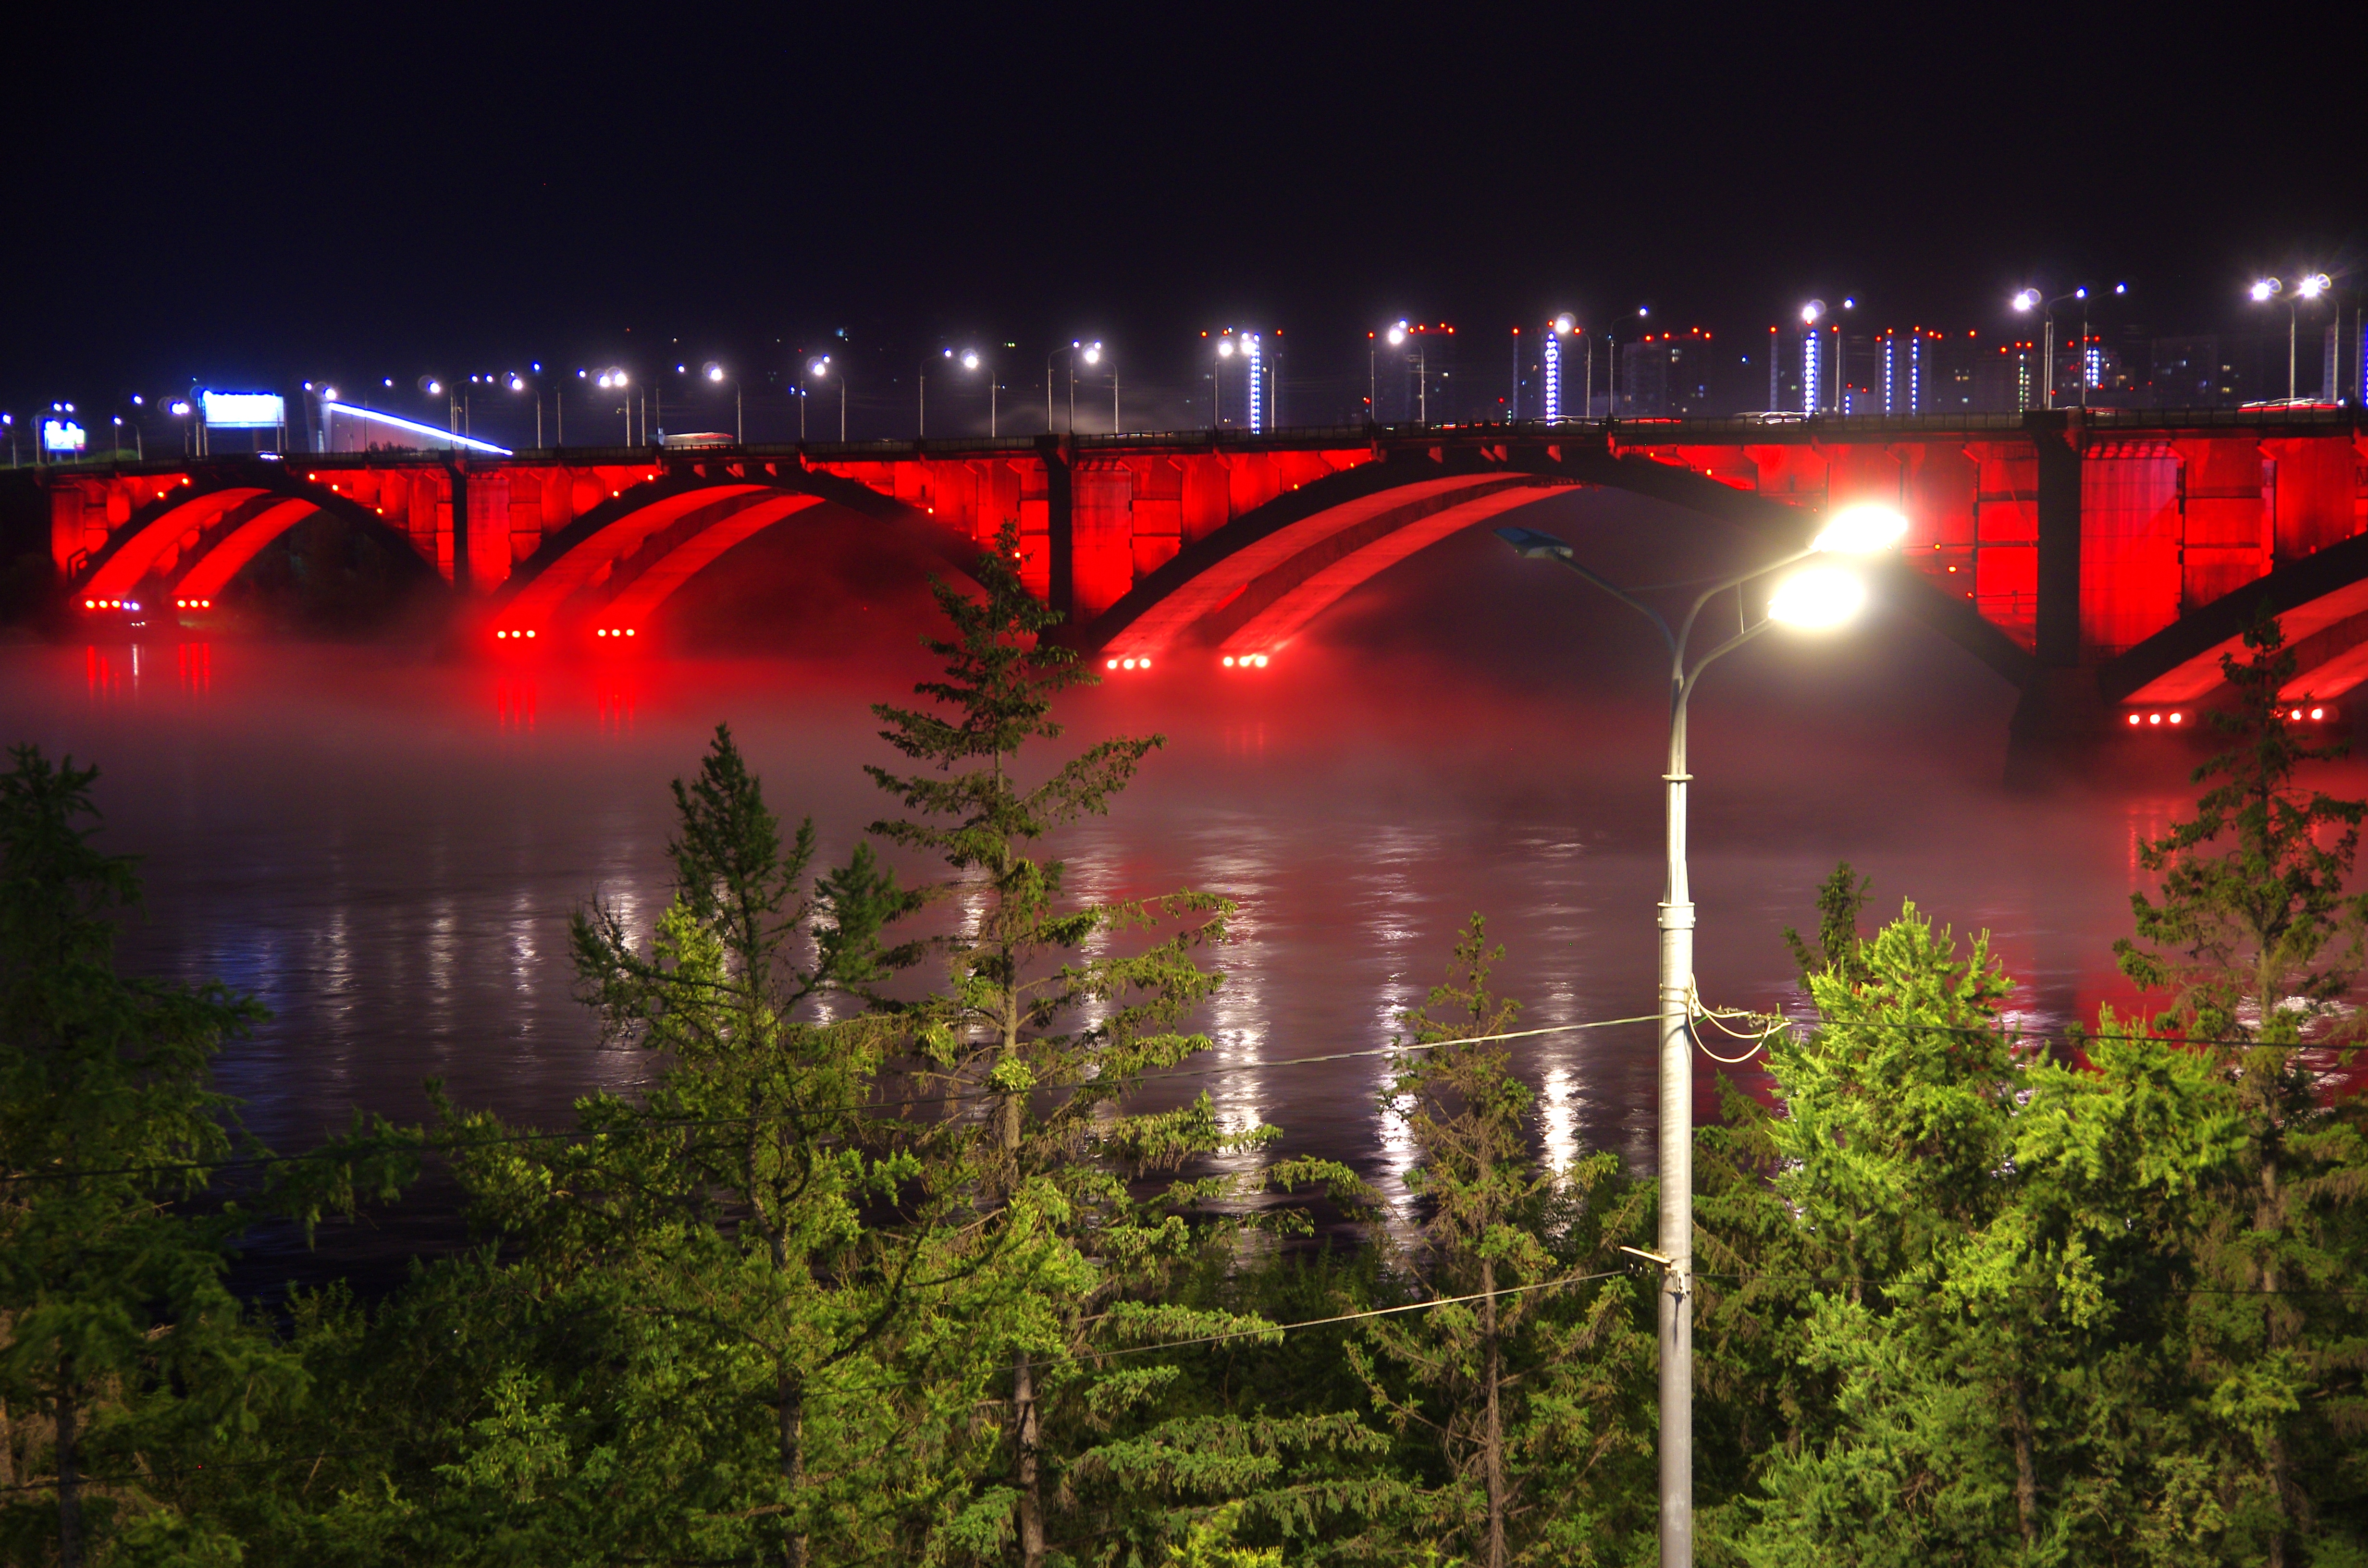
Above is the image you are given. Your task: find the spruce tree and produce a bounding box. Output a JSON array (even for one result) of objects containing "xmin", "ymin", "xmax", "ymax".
[
  {"xmin": 2114, "ymin": 613, "xmax": 2368, "ymax": 1567},
  {"xmin": 1349, "ymin": 915, "xmax": 1651, "ymax": 1568},
  {"xmin": 422, "ymin": 725, "xmax": 937, "ymax": 1567},
  {"xmin": 865, "ymin": 524, "xmax": 1306, "ymax": 1567},
  {"xmin": 0, "ymin": 746, "xmax": 290, "ymax": 1568}
]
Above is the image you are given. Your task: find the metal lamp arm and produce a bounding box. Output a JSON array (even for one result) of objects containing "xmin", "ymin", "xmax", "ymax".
[
  {"xmin": 1553, "ymin": 554, "xmax": 1677, "ymax": 659},
  {"xmin": 1676, "ymin": 543, "xmax": 1819, "ymax": 660},
  {"xmin": 1678, "ymin": 616, "xmax": 1773, "ymax": 711}
]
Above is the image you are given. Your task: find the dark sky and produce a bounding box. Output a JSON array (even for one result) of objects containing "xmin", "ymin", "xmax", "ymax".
[{"xmin": 6, "ymin": 1, "xmax": 2362, "ymax": 425}]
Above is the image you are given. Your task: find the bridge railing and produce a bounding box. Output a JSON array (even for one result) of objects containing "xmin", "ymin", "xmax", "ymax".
[{"xmin": 7, "ymin": 405, "xmax": 2358, "ymax": 477}]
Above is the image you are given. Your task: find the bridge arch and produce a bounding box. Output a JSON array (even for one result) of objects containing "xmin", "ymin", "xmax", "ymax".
[
  {"xmin": 2107, "ymin": 531, "xmax": 2368, "ymax": 708},
  {"xmin": 73, "ymin": 477, "xmax": 436, "ymax": 608},
  {"xmin": 1078, "ymin": 445, "xmax": 2035, "ymax": 686},
  {"xmin": 488, "ymin": 470, "xmax": 982, "ymax": 639}
]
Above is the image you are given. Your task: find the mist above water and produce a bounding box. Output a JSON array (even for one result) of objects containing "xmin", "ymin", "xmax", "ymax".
[{"xmin": 1, "ymin": 486, "xmax": 2315, "ymax": 1291}]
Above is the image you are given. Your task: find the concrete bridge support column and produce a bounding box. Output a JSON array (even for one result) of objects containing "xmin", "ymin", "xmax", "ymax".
[
  {"xmin": 2013, "ymin": 417, "xmax": 2106, "ymax": 744},
  {"xmin": 1037, "ymin": 436, "xmax": 1073, "ymax": 621},
  {"xmin": 445, "ymin": 460, "xmax": 472, "ymax": 594}
]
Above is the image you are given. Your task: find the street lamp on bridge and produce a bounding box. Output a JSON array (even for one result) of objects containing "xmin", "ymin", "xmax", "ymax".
[
  {"xmin": 1544, "ymin": 313, "xmax": 1590, "ymax": 424},
  {"xmin": 809, "ymin": 357, "xmax": 844, "ymax": 442},
  {"xmin": 1375, "ymin": 320, "xmax": 1446, "ymax": 426},
  {"xmin": 1496, "ymin": 498, "xmax": 1908, "ymax": 1568},
  {"xmin": 594, "ymin": 368, "xmax": 633, "ymax": 444},
  {"xmin": 503, "ymin": 368, "xmax": 554, "ymax": 448},
  {"xmin": 703, "ymin": 362, "xmax": 742, "ymax": 443},
  {"xmin": 1215, "ymin": 331, "xmax": 1267, "ymax": 433},
  {"xmin": 2013, "ymin": 282, "xmax": 2127, "ymax": 409},
  {"xmin": 2250, "ymin": 274, "xmax": 2333, "ymax": 402},
  {"xmin": 954, "ymin": 348, "xmax": 1002, "ymax": 437},
  {"xmin": 1047, "ymin": 340, "xmax": 1101, "ymax": 434}
]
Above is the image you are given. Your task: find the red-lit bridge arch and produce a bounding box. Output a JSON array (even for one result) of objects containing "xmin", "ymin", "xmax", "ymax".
[{"xmin": 22, "ymin": 409, "xmax": 2365, "ymax": 735}]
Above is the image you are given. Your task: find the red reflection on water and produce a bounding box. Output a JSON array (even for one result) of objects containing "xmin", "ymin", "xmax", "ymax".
[
  {"xmin": 595, "ymin": 673, "xmax": 638, "ymax": 738},
  {"xmin": 495, "ymin": 678, "xmax": 537, "ymax": 733},
  {"xmin": 85, "ymin": 647, "xmax": 121, "ymax": 699},
  {"xmin": 177, "ymin": 643, "xmax": 211, "ymax": 696}
]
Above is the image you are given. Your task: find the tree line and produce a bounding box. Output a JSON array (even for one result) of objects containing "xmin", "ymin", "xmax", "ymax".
[{"xmin": 2, "ymin": 533, "xmax": 2364, "ymax": 1567}]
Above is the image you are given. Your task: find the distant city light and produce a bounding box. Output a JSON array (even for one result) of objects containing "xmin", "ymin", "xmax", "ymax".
[
  {"xmin": 199, "ymin": 391, "xmax": 284, "ymax": 428},
  {"xmin": 1244, "ymin": 334, "xmax": 1263, "ymax": 433}
]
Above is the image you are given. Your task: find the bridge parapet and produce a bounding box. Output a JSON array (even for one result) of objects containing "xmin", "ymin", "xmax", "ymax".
[{"xmin": 15, "ymin": 412, "xmax": 2363, "ymax": 738}]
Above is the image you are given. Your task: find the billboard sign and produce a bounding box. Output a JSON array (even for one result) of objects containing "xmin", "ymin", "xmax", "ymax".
[
  {"xmin": 199, "ymin": 391, "xmax": 284, "ymax": 429},
  {"xmin": 41, "ymin": 418, "xmax": 86, "ymax": 453}
]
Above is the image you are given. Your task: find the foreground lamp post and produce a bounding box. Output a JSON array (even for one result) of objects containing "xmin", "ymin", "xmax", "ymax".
[{"xmin": 1496, "ymin": 501, "xmax": 1908, "ymax": 1568}]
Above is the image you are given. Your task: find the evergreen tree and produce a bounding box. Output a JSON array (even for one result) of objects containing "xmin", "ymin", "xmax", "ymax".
[
  {"xmin": 2115, "ymin": 613, "xmax": 2368, "ymax": 1567},
  {"xmin": 865, "ymin": 525, "xmax": 1326, "ymax": 1567},
  {"xmin": 0, "ymin": 745, "xmax": 287, "ymax": 1567},
  {"xmin": 1349, "ymin": 915, "xmax": 1652, "ymax": 1568},
  {"xmin": 413, "ymin": 724, "xmax": 939, "ymax": 1568}
]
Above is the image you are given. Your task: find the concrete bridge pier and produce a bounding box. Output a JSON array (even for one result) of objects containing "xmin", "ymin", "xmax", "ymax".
[{"xmin": 2009, "ymin": 426, "xmax": 2108, "ymax": 747}]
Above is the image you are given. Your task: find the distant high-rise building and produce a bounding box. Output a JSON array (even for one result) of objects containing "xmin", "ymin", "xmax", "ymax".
[{"xmin": 1618, "ymin": 330, "xmax": 1720, "ymax": 416}]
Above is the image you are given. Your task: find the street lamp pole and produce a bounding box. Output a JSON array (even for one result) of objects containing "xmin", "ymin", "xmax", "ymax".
[
  {"xmin": 1496, "ymin": 501, "xmax": 1906, "ymax": 1568},
  {"xmin": 809, "ymin": 358, "xmax": 845, "ymax": 441},
  {"xmin": 2011, "ymin": 288, "xmax": 2086, "ymax": 410},
  {"xmin": 2253, "ymin": 275, "xmax": 2331, "ymax": 401},
  {"xmin": 1076, "ymin": 341, "xmax": 1100, "ymax": 432},
  {"xmin": 703, "ymin": 364, "xmax": 742, "ymax": 442}
]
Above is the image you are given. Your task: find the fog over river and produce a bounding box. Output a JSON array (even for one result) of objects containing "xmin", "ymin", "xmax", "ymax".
[{"xmin": 3, "ymin": 488, "xmax": 2320, "ymax": 1293}]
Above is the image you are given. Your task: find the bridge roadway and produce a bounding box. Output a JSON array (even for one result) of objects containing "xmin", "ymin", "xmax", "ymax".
[{"xmin": 27, "ymin": 408, "xmax": 2368, "ymax": 737}]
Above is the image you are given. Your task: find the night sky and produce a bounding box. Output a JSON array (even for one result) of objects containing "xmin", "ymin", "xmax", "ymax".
[{"xmin": 6, "ymin": 3, "xmax": 2362, "ymax": 430}]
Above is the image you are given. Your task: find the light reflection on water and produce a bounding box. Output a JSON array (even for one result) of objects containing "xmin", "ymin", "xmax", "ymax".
[{"xmin": 0, "ymin": 598, "xmax": 2324, "ymax": 1287}]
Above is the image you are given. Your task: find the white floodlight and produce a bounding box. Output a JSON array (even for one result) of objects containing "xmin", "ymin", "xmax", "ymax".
[
  {"xmin": 1812, "ymin": 504, "xmax": 1910, "ymax": 554},
  {"xmin": 1767, "ymin": 566, "xmax": 1868, "ymax": 630}
]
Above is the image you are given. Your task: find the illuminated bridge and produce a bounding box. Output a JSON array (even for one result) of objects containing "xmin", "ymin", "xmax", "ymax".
[{"xmin": 23, "ymin": 408, "xmax": 2367, "ymax": 736}]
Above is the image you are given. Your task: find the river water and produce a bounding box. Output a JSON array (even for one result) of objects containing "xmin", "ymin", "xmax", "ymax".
[{"xmin": 0, "ymin": 489, "xmax": 2307, "ymax": 1291}]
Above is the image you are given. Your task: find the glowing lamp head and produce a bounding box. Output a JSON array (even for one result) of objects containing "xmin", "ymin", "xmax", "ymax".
[
  {"xmin": 2251, "ymin": 278, "xmax": 2281, "ymax": 302},
  {"xmin": 507, "ymin": 376, "xmax": 524, "ymax": 392},
  {"xmin": 1386, "ymin": 325, "xmax": 1407, "ymax": 346},
  {"xmin": 704, "ymin": 362, "xmax": 725, "ymax": 381},
  {"xmin": 424, "ymin": 379, "xmax": 442, "ymax": 395},
  {"xmin": 2012, "ymin": 289, "xmax": 2039, "ymax": 311},
  {"xmin": 1812, "ymin": 504, "xmax": 1910, "ymax": 554},
  {"xmin": 321, "ymin": 387, "xmax": 334, "ymax": 401},
  {"xmin": 1217, "ymin": 339, "xmax": 1234, "ymax": 357},
  {"xmin": 1801, "ymin": 299, "xmax": 1825, "ymax": 324},
  {"xmin": 2300, "ymin": 273, "xmax": 2331, "ymax": 300},
  {"xmin": 1083, "ymin": 343, "xmax": 1101, "ymax": 365},
  {"xmin": 2113, "ymin": 282, "xmax": 2128, "ymax": 295},
  {"xmin": 1766, "ymin": 566, "xmax": 1868, "ymax": 631},
  {"xmin": 1553, "ymin": 312, "xmax": 1575, "ymax": 334},
  {"xmin": 961, "ymin": 351, "xmax": 980, "ymax": 369},
  {"xmin": 2073, "ymin": 286, "xmax": 2087, "ymax": 300}
]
